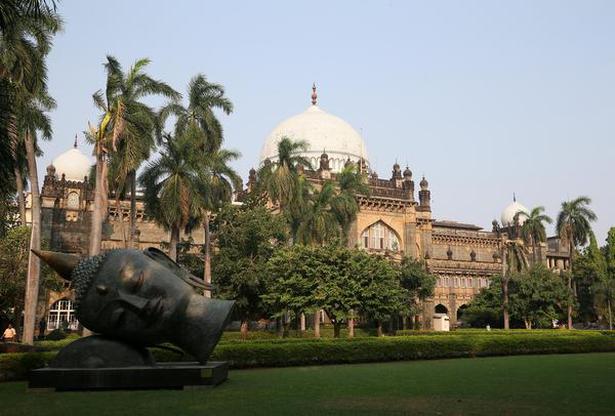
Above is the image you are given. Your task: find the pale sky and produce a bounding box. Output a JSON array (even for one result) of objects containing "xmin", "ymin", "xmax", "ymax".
[{"xmin": 41, "ymin": 0, "xmax": 614, "ymax": 243}]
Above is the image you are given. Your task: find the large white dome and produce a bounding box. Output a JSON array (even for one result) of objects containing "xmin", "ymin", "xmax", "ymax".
[
  {"xmin": 52, "ymin": 145, "xmax": 92, "ymax": 182},
  {"xmin": 500, "ymin": 200, "xmax": 529, "ymax": 227},
  {"xmin": 260, "ymin": 103, "xmax": 368, "ymax": 173}
]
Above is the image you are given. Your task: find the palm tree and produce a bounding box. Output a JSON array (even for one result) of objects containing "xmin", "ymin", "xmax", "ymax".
[
  {"xmin": 257, "ymin": 137, "xmax": 312, "ymax": 213},
  {"xmin": 159, "ymin": 74, "xmax": 237, "ymax": 288},
  {"xmin": 191, "ymin": 147, "xmax": 241, "ymax": 292},
  {"xmin": 0, "ymin": 3, "xmax": 60, "ymax": 344},
  {"xmin": 159, "ymin": 74, "xmax": 233, "ymax": 153},
  {"xmin": 92, "ymin": 56, "xmax": 179, "ymax": 248},
  {"xmin": 516, "ymin": 206, "xmax": 552, "ymax": 264},
  {"xmin": 557, "ymin": 196, "xmax": 597, "ymax": 329},
  {"xmin": 139, "ymin": 136, "xmax": 205, "ymax": 261},
  {"xmin": 494, "ymin": 220, "xmax": 530, "ymax": 329},
  {"xmin": 296, "ymin": 181, "xmax": 340, "ymax": 246},
  {"xmin": 331, "ymin": 163, "xmax": 369, "ymax": 246}
]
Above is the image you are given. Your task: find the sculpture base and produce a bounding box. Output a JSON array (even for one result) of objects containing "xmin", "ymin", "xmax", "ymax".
[{"xmin": 28, "ymin": 362, "xmax": 229, "ymax": 391}]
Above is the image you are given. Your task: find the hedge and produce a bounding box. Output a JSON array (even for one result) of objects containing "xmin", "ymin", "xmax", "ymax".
[
  {"xmin": 209, "ymin": 333, "xmax": 615, "ymax": 368},
  {"xmin": 3, "ymin": 331, "xmax": 614, "ymax": 381}
]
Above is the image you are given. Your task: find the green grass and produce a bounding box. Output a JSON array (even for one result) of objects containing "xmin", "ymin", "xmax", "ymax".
[{"xmin": 2, "ymin": 353, "xmax": 614, "ymax": 415}]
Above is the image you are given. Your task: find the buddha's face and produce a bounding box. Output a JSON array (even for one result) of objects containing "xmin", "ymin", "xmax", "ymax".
[{"xmin": 77, "ymin": 250, "xmax": 193, "ymax": 344}]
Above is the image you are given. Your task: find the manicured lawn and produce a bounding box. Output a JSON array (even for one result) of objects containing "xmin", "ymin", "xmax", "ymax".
[{"xmin": 2, "ymin": 353, "xmax": 614, "ymax": 416}]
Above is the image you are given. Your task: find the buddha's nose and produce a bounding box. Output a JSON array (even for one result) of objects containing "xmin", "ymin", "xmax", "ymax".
[{"xmin": 117, "ymin": 292, "xmax": 149, "ymax": 312}]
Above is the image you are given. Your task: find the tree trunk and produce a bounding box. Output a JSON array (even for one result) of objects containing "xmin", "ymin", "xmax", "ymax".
[
  {"xmin": 299, "ymin": 313, "xmax": 306, "ymax": 333},
  {"xmin": 203, "ymin": 213, "xmax": 211, "ymax": 298},
  {"xmin": 115, "ymin": 198, "xmax": 128, "ymax": 248},
  {"xmin": 240, "ymin": 319, "xmax": 249, "ymax": 340},
  {"xmin": 608, "ymin": 299, "xmax": 613, "ymax": 331},
  {"xmin": 376, "ymin": 320, "xmax": 383, "ymax": 337},
  {"xmin": 348, "ymin": 317, "xmax": 355, "ymax": 338},
  {"xmin": 282, "ymin": 311, "xmax": 290, "ymax": 338},
  {"xmin": 129, "ymin": 170, "xmax": 137, "ymax": 247},
  {"xmin": 567, "ymin": 240, "xmax": 575, "ymax": 329},
  {"xmin": 169, "ymin": 225, "xmax": 180, "ymax": 261},
  {"xmin": 333, "ymin": 322, "xmax": 341, "ymax": 338},
  {"xmin": 89, "ymin": 145, "xmax": 108, "ymax": 256},
  {"xmin": 14, "ymin": 166, "xmax": 26, "ymax": 225},
  {"xmin": 501, "ymin": 240, "xmax": 510, "ymax": 330},
  {"xmin": 313, "ymin": 311, "xmax": 320, "ymax": 338},
  {"xmin": 22, "ymin": 132, "xmax": 41, "ymax": 345},
  {"xmin": 502, "ymin": 277, "xmax": 510, "ymax": 330}
]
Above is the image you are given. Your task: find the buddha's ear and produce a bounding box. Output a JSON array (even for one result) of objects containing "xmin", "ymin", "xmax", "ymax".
[{"xmin": 143, "ymin": 247, "xmax": 212, "ymax": 291}]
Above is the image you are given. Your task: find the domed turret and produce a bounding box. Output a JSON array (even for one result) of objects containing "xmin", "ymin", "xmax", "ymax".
[
  {"xmin": 420, "ymin": 176, "xmax": 429, "ymax": 190},
  {"xmin": 260, "ymin": 85, "xmax": 368, "ymax": 173},
  {"xmin": 52, "ymin": 136, "xmax": 92, "ymax": 182},
  {"xmin": 500, "ymin": 195, "xmax": 529, "ymax": 227},
  {"xmin": 403, "ymin": 166, "xmax": 412, "ymax": 180}
]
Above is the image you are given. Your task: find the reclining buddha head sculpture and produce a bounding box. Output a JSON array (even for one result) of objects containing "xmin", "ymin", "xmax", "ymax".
[{"xmin": 33, "ymin": 248, "xmax": 234, "ymax": 364}]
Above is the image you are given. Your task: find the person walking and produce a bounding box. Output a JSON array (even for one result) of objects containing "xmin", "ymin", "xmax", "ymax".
[{"xmin": 2, "ymin": 324, "xmax": 16, "ymax": 342}]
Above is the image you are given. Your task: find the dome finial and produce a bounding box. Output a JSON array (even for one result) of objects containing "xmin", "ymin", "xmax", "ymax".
[
  {"xmin": 311, "ymin": 82, "xmax": 317, "ymax": 105},
  {"xmin": 513, "ymin": 192, "xmax": 516, "ymax": 202},
  {"xmin": 74, "ymin": 134, "xmax": 78, "ymax": 148}
]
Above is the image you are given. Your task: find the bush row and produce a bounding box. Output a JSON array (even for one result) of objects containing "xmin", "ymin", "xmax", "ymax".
[
  {"xmin": 5, "ymin": 331, "xmax": 613, "ymax": 381},
  {"xmin": 209, "ymin": 332, "xmax": 615, "ymax": 368}
]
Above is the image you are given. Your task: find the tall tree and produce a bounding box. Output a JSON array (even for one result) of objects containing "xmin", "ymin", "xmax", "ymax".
[
  {"xmin": 213, "ymin": 204, "xmax": 286, "ymax": 339},
  {"xmin": 139, "ymin": 136, "xmax": 204, "ymax": 261},
  {"xmin": 295, "ymin": 181, "xmax": 340, "ymax": 246},
  {"xmin": 159, "ymin": 74, "xmax": 236, "ymax": 288},
  {"xmin": 398, "ymin": 257, "xmax": 436, "ymax": 329},
  {"xmin": 516, "ymin": 206, "xmax": 552, "ymax": 263},
  {"xmin": 256, "ymin": 137, "xmax": 311, "ymax": 217},
  {"xmin": 191, "ymin": 147, "xmax": 241, "ymax": 292},
  {"xmin": 92, "ymin": 56, "xmax": 179, "ymax": 247},
  {"xmin": 0, "ymin": 3, "xmax": 60, "ymax": 344},
  {"xmin": 556, "ymin": 196, "xmax": 597, "ymax": 329},
  {"xmin": 331, "ymin": 163, "xmax": 369, "ymax": 246},
  {"xmin": 496, "ymin": 226, "xmax": 529, "ymax": 330}
]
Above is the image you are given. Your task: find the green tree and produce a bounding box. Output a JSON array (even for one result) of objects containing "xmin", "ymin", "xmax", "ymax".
[
  {"xmin": 139, "ymin": 136, "xmax": 205, "ymax": 260},
  {"xmin": 264, "ymin": 244, "xmax": 321, "ymax": 336},
  {"xmin": 498, "ymin": 235, "xmax": 529, "ymax": 329},
  {"xmin": 295, "ymin": 181, "xmax": 340, "ymax": 245},
  {"xmin": 0, "ymin": 0, "xmax": 60, "ymax": 345},
  {"xmin": 508, "ymin": 265, "xmax": 568, "ymax": 329},
  {"xmin": 256, "ymin": 137, "xmax": 312, "ymax": 240},
  {"xmin": 331, "ymin": 164, "xmax": 369, "ymax": 245},
  {"xmin": 160, "ymin": 74, "xmax": 237, "ymax": 289},
  {"xmin": 592, "ymin": 228, "xmax": 615, "ymax": 329},
  {"xmin": 398, "ymin": 257, "xmax": 436, "ymax": 328},
  {"xmin": 516, "ymin": 206, "xmax": 552, "ymax": 263},
  {"xmin": 92, "ymin": 56, "xmax": 179, "ymax": 247},
  {"xmin": 0, "ymin": 225, "xmax": 61, "ymax": 338},
  {"xmin": 575, "ymin": 233, "xmax": 607, "ymax": 322},
  {"xmin": 353, "ymin": 252, "xmax": 405, "ymax": 336},
  {"xmin": 557, "ymin": 196, "xmax": 597, "ymax": 329},
  {"xmin": 212, "ymin": 204, "xmax": 287, "ymax": 339}
]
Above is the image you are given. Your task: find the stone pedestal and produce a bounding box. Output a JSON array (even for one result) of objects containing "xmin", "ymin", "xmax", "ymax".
[{"xmin": 28, "ymin": 361, "xmax": 228, "ymax": 391}]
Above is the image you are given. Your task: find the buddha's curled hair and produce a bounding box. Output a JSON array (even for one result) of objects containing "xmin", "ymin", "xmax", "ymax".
[{"xmin": 71, "ymin": 252, "xmax": 107, "ymax": 312}]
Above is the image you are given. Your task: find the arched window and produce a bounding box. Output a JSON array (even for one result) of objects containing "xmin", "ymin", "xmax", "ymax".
[
  {"xmin": 360, "ymin": 221, "xmax": 400, "ymax": 251},
  {"xmin": 66, "ymin": 191, "xmax": 79, "ymax": 209},
  {"xmin": 435, "ymin": 304, "xmax": 448, "ymax": 314},
  {"xmin": 47, "ymin": 299, "xmax": 78, "ymax": 331}
]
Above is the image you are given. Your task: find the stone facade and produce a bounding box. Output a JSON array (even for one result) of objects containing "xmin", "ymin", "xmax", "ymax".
[{"xmin": 28, "ymin": 153, "xmax": 569, "ymax": 332}]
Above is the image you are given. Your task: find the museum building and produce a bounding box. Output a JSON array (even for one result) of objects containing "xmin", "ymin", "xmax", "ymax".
[{"xmin": 27, "ymin": 86, "xmax": 570, "ymax": 331}]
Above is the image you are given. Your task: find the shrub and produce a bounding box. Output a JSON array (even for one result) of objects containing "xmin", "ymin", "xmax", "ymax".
[{"xmin": 3, "ymin": 331, "xmax": 614, "ymax": 382}]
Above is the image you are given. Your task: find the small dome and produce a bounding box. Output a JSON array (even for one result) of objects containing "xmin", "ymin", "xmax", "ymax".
[
  {"xmin": 260, "ymin": 103, "xmax": 368, "ymax": 173},
  {"xmin": 500, "ymin": 200, "xmax": 529, "ymax": 227},
  {"xmin": 52, "ymin": 146, "xmax": 91, "ymax": 182},
  {"xmin": 403, "ymin": 167, "xmax": 412, "ymax": 178},
  {"xmin": 420, "ymin": 176, "xmax": 429, "ymax": 189}
]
